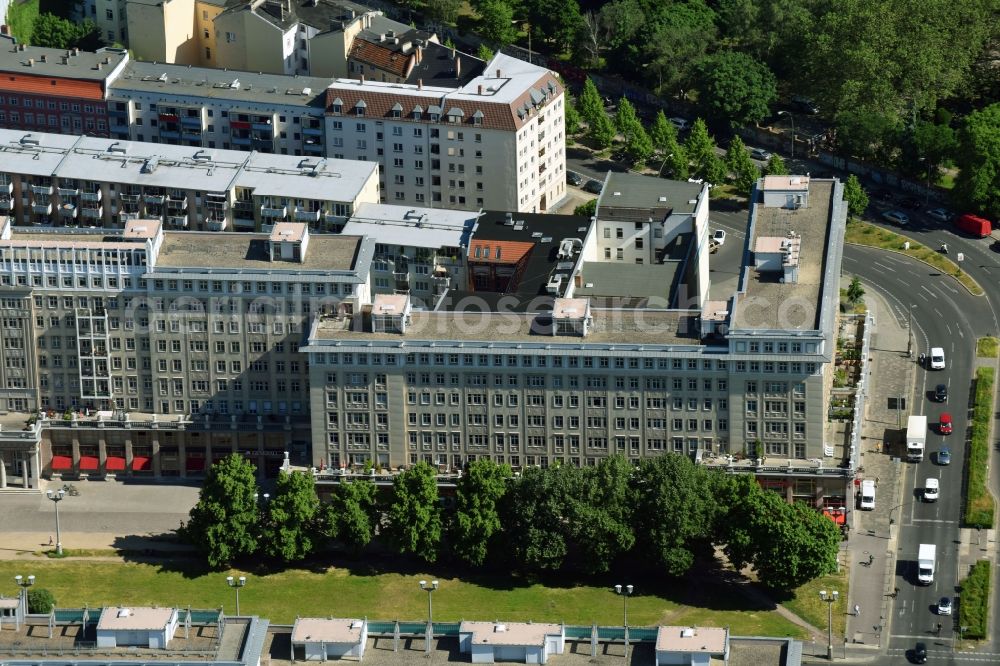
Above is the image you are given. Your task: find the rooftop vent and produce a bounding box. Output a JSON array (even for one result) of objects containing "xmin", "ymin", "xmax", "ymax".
[
  {"xmin": 658, "ymin": 196, "xmax": 667, "ymax": 202},
  {"xmin": 140, "ymin": 157, "xmax": 159, "ymax": 174},
  {"xmin": 613, "ymin": 191, "xmax": 621, "ymax": 196},
  {"xmin": 19, "ymin": 134, "xmax": 40, "ymax": 146},
  {"xmin": 192, "ymin": 150, "xmax": 211, "ymax": 162},
  {"xmin": 494, "ymin": 624, "xmax": 507, "ymax": 633},
  {"xmin": 117, "ymin": 608, "xmax": 131, "ymax": 618},
  {"xmin": 681, "ymin": 628, "xmax": 695, "ymax": 638}
]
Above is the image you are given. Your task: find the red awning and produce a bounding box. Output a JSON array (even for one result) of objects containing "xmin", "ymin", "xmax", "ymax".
[
  {"xmin": 132, "ymin": 456, "xmax": 150, "ymax": 471},
  {"xmin": 79, "ymin": 456, "xmax": 99, "ymax": 471},
  {"xmin": 105, "ymin": 456, "xmax": 126, "ymax": 471},
  {"xmin": 186, "ymin": 456, "xmax": 205, "ymax": 472},
  {"xmin": 51, "ymin": 455, "xmax": 73, "ymax": 470}
]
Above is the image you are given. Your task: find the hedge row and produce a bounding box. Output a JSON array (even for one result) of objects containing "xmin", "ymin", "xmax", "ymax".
[
  {"xmin": 964, "ymin": 366, "xmax": 995, "ymax": 528},
  {"xmin": 959, "ymin": 560, "xmax": 991, "ymax": 640}
]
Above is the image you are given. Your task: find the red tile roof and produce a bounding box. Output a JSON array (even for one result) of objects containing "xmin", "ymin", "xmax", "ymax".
[
  {"xmin": 468, "ymin": 239, "xmax": 534, "ymax": 264},
  {"xmin": 325, "ymin": 74, "xmax": 562, "ymax": 132},
  {"xmin": 0, "ymin": 75, "xmax": 104, "ymax": 100},
  {"xmin": 349, "ymin": 39, "xmax": 413, "ymax": 78}
]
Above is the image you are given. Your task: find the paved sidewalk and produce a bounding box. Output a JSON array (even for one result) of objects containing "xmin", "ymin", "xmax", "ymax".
[{"xmin": 845, "ymin": 288, "xmax": 915, "ymax": 649}]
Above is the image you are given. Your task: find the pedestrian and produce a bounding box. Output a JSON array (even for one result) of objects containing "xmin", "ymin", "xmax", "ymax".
[
  {"xmin": 48, "ymin": 535, "xmax": 53, "ymax": 546},
  {"xmin": 868, "ymin": 553, "xmax": 874, "ymax": 565},
  {"xmin": 854, "ymin": 604, "xmax": 860, "ymax": 617},
  {"xmin": 893, "ymin": 587, "xmax": 899, "ymax": 598},
  {"xmin": 875, "ymin": 476, "xmax": 880, "ymax": 487}
]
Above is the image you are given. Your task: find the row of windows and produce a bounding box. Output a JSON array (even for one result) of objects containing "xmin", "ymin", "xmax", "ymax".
[
  {"xmin": 320, "ymin": 352, "xmax": 732, "ymax": 371},
  {"xmin": 0, "ymin": 97, "xmax": 102, "ymax": 114}
]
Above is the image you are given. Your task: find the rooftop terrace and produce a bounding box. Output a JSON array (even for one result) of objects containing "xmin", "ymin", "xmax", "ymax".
[{"xmin": 155, "ymin": 232, "xmax": 365, "ymax": 273}]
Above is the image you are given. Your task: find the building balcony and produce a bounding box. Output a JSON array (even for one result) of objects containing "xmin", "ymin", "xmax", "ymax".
[
  {"xmin": 166, "ymin": 197, "xmax": 188, "ymax": 210},
  {"xmin": 231, "ymin": 135, "xmax": 252, "ymax": 146},
  {"xmin": 120, "ymin": 193, "xmax": 140, "ymax": 203},
  {"xmin": 118, "ymin": 211, "xmax": 139, "ymax": 223},
  {"xmin": 167, "ymin": 215, "xmax": 189, "ymax": 228},
  {"xmin": 251, "ymin": 122, "xmax": 273, "ymax": 132},
  {"xmin": 80, "ymin": 190, "xmax": 102, "ymax": 202},
  {"xmin": 110, "ymin": 124, "xmax": 129, "ymax": 136},
  {"xmin": 143, "ymin": 194, "xmax": 165, "ymax": 205},
  {"xmin": 181, "ymin": 116, "xmax": 203, "ymax": 127},
  {"xmin": 80, "ymin": 206, "xmax": 103, "ymax": 219},
  {"xmin": 182, "ymin": 131, "xmax": 203, "ymax": 142},
  {"xmin": 159, "ymin": 130, "xmax": 181, "ymax": 140},
  {"xmin": 31, "ymin": 184, "xmax": 53, "ymax": 195},
  {"xmin": 0, "ymin": 198, "xmax": 12, "ymax": 211},
  {"xmin": 302, "ymin": 142, "xmax": 324, "ymax": 154},
  {"xmin": 207, "ymin": 217, "xmax": 228, "ymax": 231},
  {"xmin": 0, "ymin": 181, "xmax": 11, "ymax": 196},
  {"xmin": 57, "ymin": 187, "xmax": 80, "ymax": 197},
  {"xmin": 302, "ymin": 125, "xmax": 323, "ymax": 136},
  {"xmin": 260, "ymin": 205, "xmax": 287, "ymax": 218},
  {"xmin": 58, "ymin": 203, "xmax": 78, "ymax": 218},
  {"xmin": 294, "ymin": 207, "xmax": 321, "ymax": 222},
  {"xmin": 32, "ymin": 202, "xmax": 52, "ymax": 215},
  {"xmin": 324, "ymin": 212, "xmax": 346, "ymax": 225}
]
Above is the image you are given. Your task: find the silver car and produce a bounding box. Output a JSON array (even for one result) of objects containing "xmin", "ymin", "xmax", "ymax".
[
  {"xmin": 926, "ymin": 207, "xmax": 952, "ymax": 223},
  {"xmin": 881, "ymin": 210, "xmax": 910, "ymax": 226},
  {"xmin": 749, "ymin": 148, "xmax": 772, "ymax": 161}
]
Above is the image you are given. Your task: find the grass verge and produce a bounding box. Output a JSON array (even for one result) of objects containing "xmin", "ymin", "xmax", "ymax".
[
  {"xmin": 976, "ymin": 336, "xmax": 999, "ymax": 359},
  {"xmin": 844, "ymin": 220, "xmax": 984, "ymax": 296},
  {"xmin": 965, "ymin": 367, "xmax": 996, "ymax": 528},
  {"xmin": 0, "ymin": 560, "xmax": 806, "ymax": 636},
  {"xmin": 958, "ymin": 560, "xmax": 991, "ymax": 640},
  {"xmin": 6, "ymin": 0, "xmax": 39, "ymax": 44},
  {"xmin": 782, "ymin": 569, "xmax": 849, "ymax": 640}
]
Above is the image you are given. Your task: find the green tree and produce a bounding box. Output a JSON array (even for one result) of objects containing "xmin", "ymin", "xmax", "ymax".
[
  {"xmin": 683, "ymin": 118, "xmax": 717, "ymax": 177},
  {"xmin": 615, "ymin": 97, "xmax": 639, "ymax": 135},
  {"xmin": 842, "ymin": 174, "xmax": 869, "ymax": 218},
  {"xmin": 31, "ymin": 14, "xmax": 95, "ymax": 49},
  {"xmin": 564, "ymin": 93, "xmax": 582, "ymax": 136},
  {"xmin": 649, "ymin": 111, "xmax": 689, "ymax": 178},
  {"xmin": 905, "ymin": 120, "xmax": 957, "ymax": 180},
  {"xmin": 846, "ymin": 275, "xmax": 865, "ymax": 304},
  {"xmin": 834, "ymin": 109, "xmax": 900, "ymax": 163},
  {"xmin": 717, "ymin": 476, "xmax": 840, "ymax": 590},
  {"xmin": 954, "ymin": 104, "xmax": 1000, "ymax": 219},
  {"xmin": 184, "ymin": 454, "xmax": 260, "ymax": 569},
  {"xmin": 260, "ymin": 471, "xmax": 321, "ymax": 564},
  {"xmin": 386, "ymin": 462, "xmax": 443, "ymax": 562},
  {"xmin": 725, "ymin": 135, "xmax": 761, "ymax": 195},
  {"xmin": 764, "ymin": 153, "xmax": 788, "ymax": 175},
  {"xmin": 632, "ymin": 454, "xmax": 722, "ymax": 575},
  {"xmin": 477, "ymin": 0, "xmax": 517, "ymax": 46},
  {"xmin": 476, "ymin": 43, "xmax": 495, "ymax": 62},
  {"xmin": 570, "ymin": 456, "xmax": 636, "ymax": 574},
  {"xmin": 425, "ymin": 0, "xmax": 463, "ymax": 24},
  {"xmin": 624, "ymin": 123, "xmax": 654, "ymax": 164},
  {"xmin": 574, "ymin": 199, "xmax": 597, "ymax": 216},
  {"xmin": 521, "ymin": 0, "xmax": 583, "ymax": 52},
  {"xmin": 327, "ymin": 479, "xmax": 379, "ymax": 555},
  {"xmin": 27, "ymin": 588, "xmax": 56, "ymax": 614},
  {"xmin": 452, "ymin": 459, "xmax": 512, "ymax": 566},
  {"xmin": 589, "ymin": 111, "xmax": 616, "ymax": 149},
  {"xmin": 696, "ymin": 51, "xmax": 777, "ymax": 129},
  {"xmin": 704, "ymin": 154, "xmax": 729, "ymax": 188},
  {"xmin": 577, "ymin": 79, "xmax": 604, "ymax": 126},
  {"xmin": 502, "ymin": 465, "xmax": 577, "ymax": 571}
]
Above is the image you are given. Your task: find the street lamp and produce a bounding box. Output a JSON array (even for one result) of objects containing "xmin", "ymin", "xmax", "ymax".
[
  {"xmin": 907, "ymin": 303, "xmax": 915, "ymax": 358},
  {"xmin": 658, "ymin": 153, "xmax": 674, "ymax": 179},
  {"xmin": 14, "ymin": 574, "xmax": 34, "ymax": 629},
  {"xmin": 615, "ymin": 584, "xmax": 633, "ymax": 660},
  {"xmin": 777, "ymin": 111, "xmax": 796, "ymax": 158},
  {"xmin": 45, "ymin": 488, "xmax": 66, "ymax": 555},
  {"xmin": 226, "ymin": 575, "xmax": 246, "ymax": 616},
  {"xmin": 819, "ymin": 589, "xmax": 839, "ymax": 660},
  {"xmin": 419, "ymin": 580, "xmax": 439, "ymax": 654}
]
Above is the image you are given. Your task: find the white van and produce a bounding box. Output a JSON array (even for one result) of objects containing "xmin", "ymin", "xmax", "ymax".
[
  {"xmin": 923, "ymin": 478, "xmax": 939, "ymax": 502},
  {"xmin": 860, "ymin": 479, "xmax": 876, "ymax": 510},
  {"xmin": 930, "ymin": 347, "xmax": 946, "ymax": 370}
]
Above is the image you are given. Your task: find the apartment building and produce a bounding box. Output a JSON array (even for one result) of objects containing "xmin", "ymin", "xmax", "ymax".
[
  {"xmin": 0, "ymin": 128, "xmax": 379, "ymax": 232},
  {"xmin": 303, "ymin": 174, "xmax": 849, "ymax": 505},
  {"xmin": 0, "ymin": 37, "xmax": 128, "ymax": 138},
  {"xmin": 106, "ymin": 61, "xmax": 333, "ymax": 156},
  {"xmin": 325, "ymin": 52, "xmax": 567, "ymax": 213},
  {"xmin": 0, "ymin": 217, "xmax": 374, "ymax": 486}
]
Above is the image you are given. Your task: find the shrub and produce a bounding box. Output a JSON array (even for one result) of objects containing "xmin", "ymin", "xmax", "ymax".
[
  {"xmin": 964, "ymin": 368, "xmax": 995, "ymax": 527},
  {"xmin": 959, "ymin": 560, "xmax": 991, "ymax": 639},
  {"xmin": 27, "ymin": 588, "xmax": 56, "ymax": 614}
]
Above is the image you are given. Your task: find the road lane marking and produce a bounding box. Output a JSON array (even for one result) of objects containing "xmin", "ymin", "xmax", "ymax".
[{"xmin": 912, "ymin": 519, "xmax": 958, "ymax": 524}]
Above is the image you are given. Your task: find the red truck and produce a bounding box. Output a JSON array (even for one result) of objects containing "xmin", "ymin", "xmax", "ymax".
[{"xmin": 954, "ymin": 213, "xmax": 992, "ymax": 238}]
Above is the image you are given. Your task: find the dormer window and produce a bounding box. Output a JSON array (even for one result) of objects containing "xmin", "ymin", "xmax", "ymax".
[
  {"xmin": 355, "ymin": 100, "xmax": 367, "ymax": 116},
  {"xmin": 331, "ymin": 97, "xmax": 343, "ymax": 114},
  {"xmin": 430, "ymin": 114, "xmax": 439, "ymax": 122},
  {"xmin": 472, "ymin": 110, "xmax": 484, "ymax": 126},
  {"xmin": 391, "ymin": 102, "xmax": 402, "ymax": 119}
]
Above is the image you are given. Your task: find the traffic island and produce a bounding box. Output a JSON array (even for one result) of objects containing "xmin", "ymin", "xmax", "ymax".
[
  {"xmin": 964, "ymin": 366, "xmax": 995, "ymax": 528},
  {"xmin": 958, "ymin": 560, "xmax": 991, "ymax": 641}
]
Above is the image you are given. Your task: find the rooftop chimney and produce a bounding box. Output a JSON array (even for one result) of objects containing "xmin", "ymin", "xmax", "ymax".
[
  {"xmin": 455, "ymin": 56, "xmax": 461, "ymax": 79},
  {"xmin": 417, "ymin": 79, "xmax": 423, "ymax": 90},
  {"xmin": 496, "ymin": 68, "xmax": 501, "ymax": 78},
  {"xmin": 40, "ymin": 54, "xmax": 47, "ymax": 63},
  {"xmin": 26, "ymin": 58, "xmax": 33, "ymax": 66},
  {"xmin": 478, "ymin": 84, "xmax": 483, "ymax": 95},
  {"xmin": 72, "ymin": 47, "xmax": 79, "ymax": 56},
  {"xmin": 360, "ymin": 74, "xmax": 365, "ymax": 84},
  {"xmin": 95, "ymin": 62, "xmax": 102, "ymax": 70}
]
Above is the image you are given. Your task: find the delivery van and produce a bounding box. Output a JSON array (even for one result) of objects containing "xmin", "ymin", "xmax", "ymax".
[
  {"xmin": 860, "ymin": 479, "xmax": 876, "ymax": 510},
  {"xmin": 954, "ymin": 213, "xmax": 992, "ymax": 238}
]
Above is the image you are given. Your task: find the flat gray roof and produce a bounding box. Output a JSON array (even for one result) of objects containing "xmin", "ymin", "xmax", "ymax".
[
  {"xmin": 573, "ymin": 261, "xmax": 683, "ymax": 307},
  {"xmin": 732, "ymin": 179, "xmax": 836, "ymax": 331},
  {"xmin": 0, "ymin": 39, "xmax": 126, "ymax": 82},
  {"xmin": 343, "ymin": 203, "xmax": 478, "ymax": 249},
  {"xmin": 600, "ymin": 173, "xmax": 704, "ymax": 219},
  {"xmin": 109, "ymin": 62, "xmax": 331, "ymax": 109},
  {"xmin": 156, "ymin": 232, "xmax": 362, "ymax": 271},
  {"xmin": 311, "ymin": 307, "xmax": 701, "ymax": 346}
]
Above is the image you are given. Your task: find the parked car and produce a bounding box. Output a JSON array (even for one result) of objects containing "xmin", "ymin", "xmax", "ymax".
[
  {"xmin": 712, "ymin": 229, "xmax": 727, "ymax": 246},
  {"xmin": 938, "ymin": 597, "xmax": 952, "ymax": 615},
  {"xmin": 583, "ymin": 179, "xmax": 603, "ymax": 194},
  {"xmin": 874, "ymin": 188, "xmax": 896, "ymax": 202},
  {"xmin": 938, "ymin": 413, "xmax": 952, "ymax": 435},
  {"xmin": 749, "ymin": 147, "xmax": 772, "ymax": 161},
  {"xmin": 933, "ymin": 383, "xmax": 948, "ymax": 402},
  {"xmin": 912, "ymin": 642, "xmax": 928, "ymax": 664},
  {"xmin": 937, "ymin": 446, "xmax": 951, "ymax": 465},
  {"xmin": 790, "ymin": 95, "xmax": 820, "ymax": 115},
  {"xmin": 901, "ymin": 197, "xmax": 922, "ymax": 210},
  {"xmin": 882, "ymin": 210, "xmax": 910, "ymax": 226},
  {"xmin": 926, "ymin": 207, "xmax": 952, "ymax": 223},
  {"xmin": 669, "ymin": 117, "xmax": 691, "ymax": 132},
  {"xmin": 566, "ymin": 171, "xmax": 584, "ymax": 186}
]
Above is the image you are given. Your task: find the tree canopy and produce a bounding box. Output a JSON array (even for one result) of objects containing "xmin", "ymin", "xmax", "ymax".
[
  {"xmin": 954, "ymin": 103, "xmax": 1000, "ymax": 219},
  {"xmin": 725, "ymin": 136, "xmax": 761, "ymax": 195},
  {"xmin": 260, "ymin": 471, "xmax": 322, "ymax": 564},
  {"xmin": 452, "ymin": 459, "xmax": 512, "ymax": 566},
  {"xmin": 184, "ymin": 454, "xmax": 260, "ymax": 569},
  {"xmin": 697, "ymin": 52, "xmax": 777, "ymax": 129},
  {"xmin": 31, "ymin": 14, "xmax": 97, "ymax": 50},
  {"xmin": 842, "ymin": 174, "xmax": 869, "ymax": 218},
  {"xmin": 386, "ymin": 462, "xmax": 444, "ymax": 562},
  {"xmin": 327, "ymin": 479, "xmax": 379, "ymax": 555}
]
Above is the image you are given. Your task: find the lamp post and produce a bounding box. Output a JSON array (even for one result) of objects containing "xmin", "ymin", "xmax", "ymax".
[
  {"xmin": 45, "ymin": 488, "xmax": 66, "ymax": 555},
  {"xmin": 819, "ymin": 589, "xmax": 839, "ymax": 660},
  {"xmin": 777, "ymin": 111, "xmax": 796, "ymax": 158},
  {"xmin": 615, "ymin": 584, "xmax": 633, "ymax": 660},
  {"xmin": 907, "ymin": 303, "xmax": 915, "ymax": 358},
  {"xmin": 658, "ymin": 153, "xmax": 674, "ymax": 179},
  {"xmin": 226, "ymin": 575, "xmax": 246, "ymax": 616},
  {"xmin": 420, "ymin": 580, "xmax": 439, "ymax": 654},
  {"xmin": 14, "ymin": 574, "xmax": 34, "ymax": 629}
]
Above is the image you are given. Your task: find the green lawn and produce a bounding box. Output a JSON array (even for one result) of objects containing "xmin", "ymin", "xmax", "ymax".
[
  {"xmin": 976, "ymin": 336, "xmax": 999, "ymax": 359},
  {"xmin": 782, "ymin": 569, "xmax": 849, "ymax": 639},
  {"xmin": 0, "ymin": 560, "xmax": 807, "ymax": 637},
  {"xmin": 6, "ymin": 0, "xmax": 39, "ymax": 44}
]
